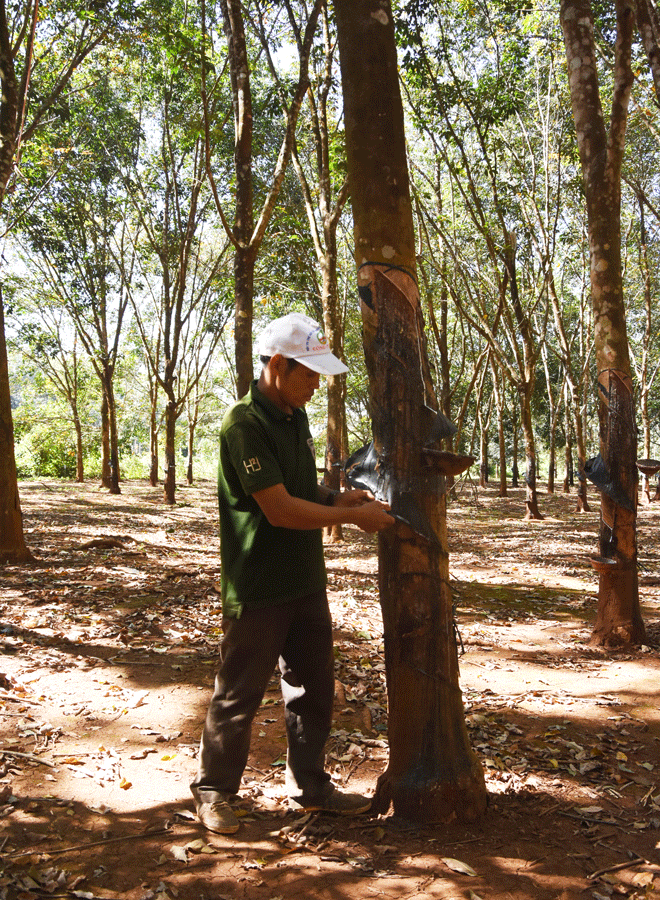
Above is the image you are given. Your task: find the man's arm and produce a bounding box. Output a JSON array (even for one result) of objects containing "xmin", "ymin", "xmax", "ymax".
[{"xmin": 252, "ymin": 483, "xmax": 394, "ymax": 533}]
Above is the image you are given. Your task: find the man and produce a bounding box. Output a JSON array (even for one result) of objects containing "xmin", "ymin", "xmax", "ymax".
[{"xmin": 191, "ymin": 312, "xmax": 394, "ymax": 834}]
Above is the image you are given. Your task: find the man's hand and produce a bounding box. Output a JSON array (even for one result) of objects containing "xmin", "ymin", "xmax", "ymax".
[
  {"xmin": 254, "ymin": 483, "xmax": 394, "ymax": 532},
  {"xmin": 333, "ymin": 489, "xmax": 394, "ymax": 533},
  {"xmin": 333, "ymin": 489, "xmax": 374, "ymax": 509},
  {"xmin": 347, "ymin": 498, "xmax": 395, "ymax": 533}
]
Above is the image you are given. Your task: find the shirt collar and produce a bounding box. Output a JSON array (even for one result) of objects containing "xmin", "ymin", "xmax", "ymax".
[{"xmin": 250, "ymin": 380, "xmax": 301, "ymax": 423}]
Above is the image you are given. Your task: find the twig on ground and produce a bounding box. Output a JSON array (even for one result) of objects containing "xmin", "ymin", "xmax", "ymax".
[
  {"xmin": 588, "ymin": 856, "xmax": 653, "ymax": 880},
  {"xmin": 559, "ymin": 810, "xmax": 621, "ymax": 828},
  {"xmin": 0, "ymin": 750, "xmax": 55, "ymax": 767},
  {"xmin": 0, "ymin": 691, "xmax": 40, "ymax": 705},
  {"xmin": 7, "ymin": 827, "xmax": 172, "ymax": 859}
]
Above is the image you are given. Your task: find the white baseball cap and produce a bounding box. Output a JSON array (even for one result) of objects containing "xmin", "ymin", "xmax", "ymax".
[{"xmin": 257, "ymin": 313, "xmax": 348, "ymax": 376}]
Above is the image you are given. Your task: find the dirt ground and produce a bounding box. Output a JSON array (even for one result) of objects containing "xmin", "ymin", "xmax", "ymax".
[{"xmin": 1, "ymin": 478, "xmax": 660, "ymax": 900}]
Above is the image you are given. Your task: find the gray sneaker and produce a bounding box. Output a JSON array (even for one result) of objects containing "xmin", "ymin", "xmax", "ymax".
[
  {"xmin": 289, "ymin": 790, "xmax": 371, "ymax": 816},
  {"xmin": 196, "ymin": 796, "xmax": 240, "ymax": 834}
]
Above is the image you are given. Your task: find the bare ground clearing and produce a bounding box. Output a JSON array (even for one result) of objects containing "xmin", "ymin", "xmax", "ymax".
[{"xmin": 0, "ymin": 478, "xmax": 659, "ymax": 900}]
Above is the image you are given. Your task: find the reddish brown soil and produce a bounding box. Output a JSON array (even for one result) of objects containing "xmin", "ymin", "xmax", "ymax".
[{"xmin": 1, "ymin": 479, "xmax": 659, "ymax": 900}]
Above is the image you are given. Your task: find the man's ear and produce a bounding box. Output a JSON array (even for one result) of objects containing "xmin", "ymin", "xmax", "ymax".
[{"xmin": 270, "ymin": 353, "xmax": 287, "ymax": 375}]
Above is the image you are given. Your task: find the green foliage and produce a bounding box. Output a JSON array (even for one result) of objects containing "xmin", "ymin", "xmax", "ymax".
[
  {"xmin": 6, "ymin": 0, "xmax": 660, "ymax": 488},
  {"xmin": 15, "ymin": 423, "xmax": 79, "ymax": 479}
]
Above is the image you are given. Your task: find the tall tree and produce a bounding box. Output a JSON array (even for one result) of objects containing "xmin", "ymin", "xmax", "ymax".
[
  {"xmin": 9, "ymin": 283, "xmax": 90, "ymax": 483},
  {"xmin": 334, "ymin": 0, "xmax": 486, "ymax": 822},
  {"xmin": 402, "ymin": 0, "xmax": 549, "ymax": 518},
  {"xmin": 203, "ymin": 0, "xmax": 323, "ymax": 398},
  {"xmin": 284, "ymin": 1, "xmax": 351, "ymax": 538},
  {"xmin": 0, "ymin": 0, "xmax": 134, "ymax": 558},
  {"xmin": 560, "ymin": 0, "xmax": 646, "ymax": 647}
]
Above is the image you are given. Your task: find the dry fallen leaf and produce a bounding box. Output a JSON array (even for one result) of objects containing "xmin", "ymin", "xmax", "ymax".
[{"xmin": 442, "ymin": 858, "xmax": 477, "ymax": 877}]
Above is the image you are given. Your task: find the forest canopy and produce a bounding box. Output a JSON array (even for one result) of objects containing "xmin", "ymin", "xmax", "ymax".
[{"xmin": 2, "ymin": 0, "xmax": 660, "ymax": 508}]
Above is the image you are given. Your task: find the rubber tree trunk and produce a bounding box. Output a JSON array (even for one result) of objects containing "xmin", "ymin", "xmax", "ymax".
[
  {"xmin": 334, "ymin": 0, "xmax": 486, "ymax": 823},
  {"xmin": 234, "ymin": 245, "xmax": 256, "ymax": 400},
  {"xmin": 574, "ymin": 389, "xmax": 590, "ymax": 510},
  {"xmin": 561, "ymin": 0, "xmax": 645, "ymax": 647},
  {"xmin": 187, "ymin": 419, "xmax": 195, "ymax": 486},
  {"xmin": 100, "ymin": 391, "xmax": 111, "ymax": 489},
  {"xmin": 505, "ymin": 232, "xmax": 542, "ymax": 519},
  {"xmin": 104, "ymin": 370, "xmax": 120, "ymax": 495},
  {"xmin": 150, "ymin": 406, "xmax": 159, "ymax": 487},
  {"xmin": 74, "ymin": 414, "xmax": 84, "ymax": 483},
  {"xmin": 490, "ymin": 360, "xmax": 507, "ymax": 497},
  {"xmin": 0, "ymin": 291, "xmax": 32, "ymax": 562},
  {"xmin": 163, "ymin": 397, "xmax": 177, "ymax": 505},
  {"xmin": 322, "ymin": 226, "xmax": 347, "ymax": 542}
]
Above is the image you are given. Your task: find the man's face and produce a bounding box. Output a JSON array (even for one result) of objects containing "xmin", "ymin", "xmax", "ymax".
[{"xmin": 275, "ymin": 359, "xmax": 321, "ymax": 409}]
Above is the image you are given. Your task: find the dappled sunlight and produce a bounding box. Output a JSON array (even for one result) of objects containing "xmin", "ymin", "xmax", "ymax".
[{"xmin": 1, "ymin": 479, "xmax": 660, "ymax": 899}]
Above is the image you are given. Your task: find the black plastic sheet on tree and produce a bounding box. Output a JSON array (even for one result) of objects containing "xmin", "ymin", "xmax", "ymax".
[
  {"xmin": 584, "ymin": 453, "xmax": 635, "ymax": 512},
  {"xmin": 345, "ymin": 441, "xmax": 443, "ymax": 545}
]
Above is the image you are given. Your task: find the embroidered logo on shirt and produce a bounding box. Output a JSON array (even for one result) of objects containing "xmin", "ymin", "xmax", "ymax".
[
  {"xmin": 307, "ymin": 437, "xmax": 316, "ymax": 459},
  {"xmin": 243, "ymin": 457, "xmax": 262, "ymax": 474}
]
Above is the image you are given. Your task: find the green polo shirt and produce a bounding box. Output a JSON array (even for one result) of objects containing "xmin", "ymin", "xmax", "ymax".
[{"xmin": 217, "ymin": 380, "xmax": 326, "ymax": 618}]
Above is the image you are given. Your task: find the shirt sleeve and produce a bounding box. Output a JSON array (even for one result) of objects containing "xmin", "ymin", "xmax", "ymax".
[{"xmin": 223, "ymin": 418, "xmax": 284, "ymax": 496}]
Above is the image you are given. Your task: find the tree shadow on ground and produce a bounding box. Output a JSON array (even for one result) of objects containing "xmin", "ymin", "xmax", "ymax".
[{"xmin": 2, "ymin": 480, "xmax": 660, "ymax": 900}]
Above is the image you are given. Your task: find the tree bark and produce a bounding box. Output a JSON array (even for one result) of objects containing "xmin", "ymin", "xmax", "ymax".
[
  {"xmin": 288, "ymin": 7, "xmax": 350, "ymax": 542},
  {"xmin": 334, "ymin": 0, "xmax": 486, "ymax": 823},
  {"xmin": 323, "ymin": 252, "xmax": 348, "ymax": 541},
  {"xmin": 490, "ymin": 360, "xmax": 507, "ymax": 497},
  {"xmin": 100, "ymin": 390, "xmax": 111, "ymax": 489},
  {"xmin": 74, "ymin": 415, "xmax": 84, "ymax": 483},
  {"xmin": 0, "ymin": 7, "xmax": 32, "ymax": 563},
  {"xmin": 149, "ymin": 390, "xmax": 159, "ymax": 488},
  {"xmin": 561, "ymin": 0, "xmax": 645, "ymax": 647},
  {"xmin": 216, "ymin": 0, "xmax": 323, "ymax": 400},
  {"xmin": 163, "ymin": 397, "xmax": 177, "ymax": 506},
  {"xmin": 0, "ymin": 0, "xmax": 17, "ymax": 208},
  {"xmin": 504, "ymin": 232, "xmax": 543, "ymax": 519},
  {"xmin": 0, "ymin": 290, "xmax": 32, "ymax": 563},
  {"xmin": 511, "ymin": 402, "xmax": 520, "ymax": 488},
  {"xmin": 104, "ymin": 368, "xmax": 120, "ymax": 494}
]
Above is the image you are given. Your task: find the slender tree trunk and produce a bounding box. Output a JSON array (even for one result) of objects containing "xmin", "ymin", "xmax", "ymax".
[
  {"xmin": 511, "ymin": 413, "xmax": 520, "ymax": 488},
  {"xmin": 541, "ymin": 349, "xmax": 561, "ymax": 495},
  {"xmin": 234, "ymin": 246, "xmax": 256, "ymax": 400},
  {"xmin": 163, "ymin": 396, "xmax": 177, "ymax": 505},
  {"xmin": 505, "ymin": 232, "xmax": 542, "ymax": 519},
  {"xmin": 561, "ymin": 0, "xmax": 645, "ymax": 647},
  {"xmin": 637, "ymin": 191, "xmax": 653, "ymax": 505},
  {"xmin": 322, "ymin": 238, "xmax": 347, "ymax": 542},
  {"xmin": 105, "ymin": 370, "xmax": 120, "ymax": 494},
  {"xmin": 0, "ymin": 0, "xmax": 18, "ymax": 208},
  {"xmin": 150, "ymin": 420, "xmax": 159, "ymax": 487},
  {"xmin": 74, "ymin": 414, "xmax": 84, "ymax": 483},
  {"xmin": 221, "ymin": 0, "xmax": 256, "ymax": 400},
  {"xmin": 548, "ymin": 444, "xmax": 556, "ymax": 494},
  {"xmin": 520, "ymin": 387, "xmax": 544, "ymax": 519},
  {"xmin": 100, "ymin": 391, "xmax": 111, "ymax": 489},
  {"xmin": 187, "ymin": 417, "xmax": 196, "ymax": 486},
  {"xmin": 334, "ymin": 0, "xmax": 486, "ymax": 823},
  {"xmin": 490, "ymin": 360, "xmax": 507, "ymax": 497},
  {"xmin": 563, "ymin": 387, "xmax": 572, "ymax": 493},
  {"xmin": 479, "ymin": 425, "xmax": 489, "ymax": 488},
  {"xmin": 0, "ymin": 289, "xmax": 32, "ymax": 563},
  {"xmin": 149, "ymin": 378, "xmax": 159, "ymax": 487},
  {"xmin": 574, "ymin": 386, "xmax": 590, "ymax": 510}
]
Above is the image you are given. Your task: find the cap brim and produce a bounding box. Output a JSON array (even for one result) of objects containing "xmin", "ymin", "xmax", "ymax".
[{"xmin": 293, "ymin": 353, "xmax": 349, "ymax": 376}]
